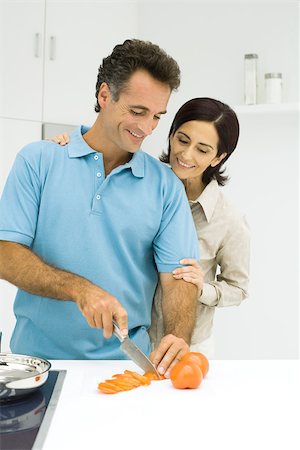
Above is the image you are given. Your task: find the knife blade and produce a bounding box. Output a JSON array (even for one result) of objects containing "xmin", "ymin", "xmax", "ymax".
[{"xmin": 112, "ymin": 321, "xmax": 160, "ymax": 377}]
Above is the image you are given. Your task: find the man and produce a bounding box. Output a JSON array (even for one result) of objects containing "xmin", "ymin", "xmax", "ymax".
[{"xmin": 0, "ymin": 39, "xmax": 199, "ymax": 377}]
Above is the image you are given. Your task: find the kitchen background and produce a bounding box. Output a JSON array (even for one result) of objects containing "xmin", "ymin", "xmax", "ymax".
[{"xmin": 0, "ymin": 0, "xmax": 299, "ymax": 359}]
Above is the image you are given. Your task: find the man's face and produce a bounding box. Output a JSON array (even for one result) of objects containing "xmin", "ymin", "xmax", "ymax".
[{"xmin": 98, "ymin": 69, "xmax": 171, "ymax": 154}]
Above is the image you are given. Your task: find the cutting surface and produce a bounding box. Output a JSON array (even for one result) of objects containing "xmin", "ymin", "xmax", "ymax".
[{"xmin": 43, "ymin": 360, "xmax": 299, "ymax": 450}]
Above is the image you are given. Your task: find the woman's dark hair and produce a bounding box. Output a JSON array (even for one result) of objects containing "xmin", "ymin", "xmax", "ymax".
[
  {"xmin": 160, "ymin": 97, "xmax": 240, "ymax": 186},
  {"xmin": 94, "ymin": 39, "xmax": 180, "ymax": 112}
]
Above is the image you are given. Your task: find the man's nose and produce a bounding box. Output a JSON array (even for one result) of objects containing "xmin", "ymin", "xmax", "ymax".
[{"xmin": 140, "ymin": 118, "xmax": 156, "ymax": 136}]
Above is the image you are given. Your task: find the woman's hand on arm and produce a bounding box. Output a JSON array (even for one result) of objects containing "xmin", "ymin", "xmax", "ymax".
[{"xmin": 172, "ymin": 258, "xmax": 204, "ymax": 295}]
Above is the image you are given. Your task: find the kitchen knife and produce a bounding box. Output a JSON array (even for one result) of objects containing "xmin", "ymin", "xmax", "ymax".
[{"xmin": 112, "ymin": 321, "xmax": 160, "ymax": 377}]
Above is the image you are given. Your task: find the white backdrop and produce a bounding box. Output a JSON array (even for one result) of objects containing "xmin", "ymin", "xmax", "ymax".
[{"xmin": 0, "ymin": 0, "xmax": 299, "ymax": 359}]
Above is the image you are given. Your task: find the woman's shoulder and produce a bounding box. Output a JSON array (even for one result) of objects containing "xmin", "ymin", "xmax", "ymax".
[{"xmin": 215, "ymin": 188, "xmax": 250, "ymax": 233}]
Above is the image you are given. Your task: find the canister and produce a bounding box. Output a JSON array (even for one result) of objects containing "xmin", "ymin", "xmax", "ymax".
[{"xmin": 265, "ymin": 73, "xmax": 283, "ymax": 104}]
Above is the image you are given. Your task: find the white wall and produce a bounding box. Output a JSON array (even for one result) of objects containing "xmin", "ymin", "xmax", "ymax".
[
  {"xmin": 0, "ymin": 0, "xmax": 299, "ymax": 359},
  {"xmin": 214, "ymin": 109, "xmax": 299, "ymax": 359},
  {"xmin": 139, "ymin": 0, "xmax": 299, "ymax": 157},
  {"xmin": 139, "ymin": 0, "xmax": 299, "ymax": 359}
]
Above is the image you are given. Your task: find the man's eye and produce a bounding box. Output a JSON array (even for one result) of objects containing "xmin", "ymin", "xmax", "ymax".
[
  {"xmin": 154, "ymin": 115, "xmax": 161, "ymax": 121},
  {"xmin": 130, "ymin": 110, "xmax": 142, "ymax": 115}
]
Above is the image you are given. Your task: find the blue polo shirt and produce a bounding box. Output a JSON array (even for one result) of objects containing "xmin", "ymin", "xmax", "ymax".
[{"xmin": 0, "ymin": 126, "xmax": 199, "ymax": 360}]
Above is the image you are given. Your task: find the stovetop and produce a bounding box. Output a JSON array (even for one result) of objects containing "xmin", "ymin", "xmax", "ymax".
[{"xmin": 0, "ymin": 370, "xmax": 66, "ymax": 450}]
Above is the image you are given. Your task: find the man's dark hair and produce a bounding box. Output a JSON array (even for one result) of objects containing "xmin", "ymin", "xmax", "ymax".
[
  {"xmin": 94, "ymin": 39, "xmax": 181, "ymax": 112},
  {"xmin": 160, "ymin": 98, "xmax": 240, "ymax": 186}
]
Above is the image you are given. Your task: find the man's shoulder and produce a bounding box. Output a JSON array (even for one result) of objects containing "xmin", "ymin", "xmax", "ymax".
[
  {"xmin": 16, "ymin": 139, "xmax": 66, "ymax": 171},
  {"xmin": 141, "ymin": 152, "xmax": 182, "ymax": 186},
  {"xmin": 18, "ymin": 139, "xmax": 60, "ymax": 159}
]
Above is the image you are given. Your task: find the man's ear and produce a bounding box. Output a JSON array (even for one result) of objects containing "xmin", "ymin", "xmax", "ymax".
[
  {"xmin": 98, "ymin": 82, "xmax": 111, "ymax": 109},
  {"xmin": 211, "ymin": 152, "xmax": 227, "ymax": 168}
]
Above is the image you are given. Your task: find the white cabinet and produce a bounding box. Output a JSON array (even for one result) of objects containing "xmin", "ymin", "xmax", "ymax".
[
  {"xmin": 0, "ymin": 0, "xmax": 138, "ymax": 125},
  {"xmin": 43, "ymin": 1, "xmax": 138, "ymax": 125},
  {"xmin": 0, "ymin": 0, "xmax": 45, "ymax": 121}
]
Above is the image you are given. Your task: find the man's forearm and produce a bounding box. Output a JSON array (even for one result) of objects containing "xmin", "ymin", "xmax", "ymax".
[
  {"xmin": 0, "ymin": 241, "xmax": 91, "ymax": 302},
  {"xmin": 160, "ymin": 273, "xmax": 198, "ymax": 344}
]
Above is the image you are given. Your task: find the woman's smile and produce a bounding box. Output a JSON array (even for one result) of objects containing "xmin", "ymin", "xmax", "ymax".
[{"xmin": 176, "ymin": 157, "xmax": 196, "ymax": 169}]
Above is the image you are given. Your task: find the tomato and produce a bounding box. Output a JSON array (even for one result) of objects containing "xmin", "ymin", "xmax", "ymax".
[
  {"xmin": 181, "ymin": 352, "xmax": 209, "ymax": 377},
  {"xmin": 170, "ymin": 360, "xmax": 203, "ymax": 389}
]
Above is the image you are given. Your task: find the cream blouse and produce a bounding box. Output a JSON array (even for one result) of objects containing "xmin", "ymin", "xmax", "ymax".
[{"xmin": 149, "ymin": 179, "xmax": 250, "ymax": 350}]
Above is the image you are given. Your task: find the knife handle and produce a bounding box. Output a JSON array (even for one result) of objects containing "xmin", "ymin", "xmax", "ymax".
[{"xmin": 112, "ymin": 320, "xmax": 125, "ymax": 342}]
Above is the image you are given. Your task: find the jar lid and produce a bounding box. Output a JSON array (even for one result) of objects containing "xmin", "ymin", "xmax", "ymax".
[
  {"xmin": 244, "ymin": 53, "xmax": 258, "ymax": 59},
  {"xmin": 265, "ymin": 73, "xmax": 282, "ymax": 79}
]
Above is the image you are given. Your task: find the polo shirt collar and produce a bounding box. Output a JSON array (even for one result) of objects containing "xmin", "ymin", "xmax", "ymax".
[
  {"xmin": 68, "ymin": 126, "xmax": 95, "ymax": 158},
  {"xmin": 191, "ymin": 179, "xmax": 220, "ymax": 222},
  {"xmin": 122, "ymin": 150, "xmax": 145, "ymax": 178},
  {"xmin": 68, "ymin": 125, "xmax": 145, "ymax": 178}
]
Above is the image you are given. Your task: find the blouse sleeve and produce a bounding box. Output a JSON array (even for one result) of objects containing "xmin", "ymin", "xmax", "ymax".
[{"xmin": 200, "ymin": 213, "xmax": 250, "ymax": 308}]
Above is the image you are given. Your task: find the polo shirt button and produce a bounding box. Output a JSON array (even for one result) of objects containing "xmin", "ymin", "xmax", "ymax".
[
  {"xmin": 94, "ymin": 155, "xmax": 99, "ymax": 160},
  {"xmin": 96, "ymin": 172, "xmax": 101, "ymax": 177},
  {"xmin": 96, "ymin": 194, "xmax": 101, "ymax": 200}
]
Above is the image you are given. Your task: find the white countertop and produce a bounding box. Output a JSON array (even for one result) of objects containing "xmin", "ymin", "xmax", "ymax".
[{"xmin": 43, "ymin": 360, "xmax": 300, "ymax": 450}]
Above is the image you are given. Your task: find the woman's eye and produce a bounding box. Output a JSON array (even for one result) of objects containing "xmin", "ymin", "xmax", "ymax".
[
  {"xmin": 198, "ymin": 148, "xmax": 207, "ymax": 154},
  {"xmin": 178, "ymin": 138, "xmax": 188, "ymax": 144}
]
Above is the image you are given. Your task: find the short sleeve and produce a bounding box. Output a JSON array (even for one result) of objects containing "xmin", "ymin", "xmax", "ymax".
[
  {"xmin": 153, "ymin": 185, "xmax": 199, "ymax": 272},
  {"xmin": 0, "ymin": 153, "xmax": 41, "ymax": 246}
]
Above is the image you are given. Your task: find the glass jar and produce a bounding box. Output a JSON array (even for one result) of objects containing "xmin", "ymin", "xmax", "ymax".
[{"xmin": 244, "ymin": 54, "xmax": 258, "ymax": 105}]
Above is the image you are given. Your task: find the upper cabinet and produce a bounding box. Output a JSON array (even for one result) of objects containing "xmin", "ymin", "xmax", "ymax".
[
  {"xmin": 0, "ymin": 0, "xmax": 45, "ymax": 121},
  {"xmin": 0, "ymin": 0, "xmax": 138, "ymax": 125},
  {"xmin": 42, "ymin": 1, "xmax": 138, "ymax": 125},
  {"xmin": 0, "ymin": 0, "xmax": 298, "ymax": 130}
]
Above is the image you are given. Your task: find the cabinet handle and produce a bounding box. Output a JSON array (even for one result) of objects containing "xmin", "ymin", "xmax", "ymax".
[
  {"xmin": 34, "ymin": 33, "xmax": 40, "ymax": 58},
  {"xmin": 49, "ymin": 36, "xmax": 56, "ymax": 61}
]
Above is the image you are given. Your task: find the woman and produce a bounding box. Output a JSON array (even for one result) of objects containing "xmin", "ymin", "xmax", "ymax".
[
  {"xmin": 150, "ymin": 98, "xmax": 250, "ymax": 358},
  {"xmin": 49, "ymin": 97, "xmax": 250, "ymax": 358}
]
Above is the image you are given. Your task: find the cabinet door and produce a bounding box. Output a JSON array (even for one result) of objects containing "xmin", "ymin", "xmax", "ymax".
[
  {"xmin": 0, "ymin": 0, "xmax": 45, "ymax": 120},
  {"xmin": 43, "ymin": 1, "xmax": 138, "ymax": 126},
  {"xmin": 0, "ymin": 117, "xmax": 42, "ymax": 194}
]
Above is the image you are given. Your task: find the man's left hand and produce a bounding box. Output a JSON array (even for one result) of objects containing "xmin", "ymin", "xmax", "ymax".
[{"xmin": 150, "ymin": 334, "xmax": 189, "ymax": 378}]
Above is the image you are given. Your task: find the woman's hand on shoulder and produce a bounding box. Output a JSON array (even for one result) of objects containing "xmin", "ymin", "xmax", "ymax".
[
  {"xmin": 172, "ymin": 258, "xmax": 204, "ymax": 294},
  {"xmin": 46, "ymin": 133, "xmax": 70, "ymax": 146}
]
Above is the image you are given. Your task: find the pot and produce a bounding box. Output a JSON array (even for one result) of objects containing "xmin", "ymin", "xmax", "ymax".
[{"xmin": 0, "ymin": 353, "xmax": 51, "ymax": 401}]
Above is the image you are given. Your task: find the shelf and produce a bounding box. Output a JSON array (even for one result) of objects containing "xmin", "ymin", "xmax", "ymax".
[{"xmin": 234, "ymin": 102, "xmax": 299, "ymax": 115}]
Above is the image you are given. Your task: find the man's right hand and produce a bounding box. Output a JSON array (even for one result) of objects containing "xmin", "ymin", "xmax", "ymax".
[{"xmin": 74, "ymin": 283, "xmax": 128, "ymax": 339}]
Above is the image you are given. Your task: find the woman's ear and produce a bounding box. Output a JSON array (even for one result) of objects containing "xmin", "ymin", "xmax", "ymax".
[{"xmin": 211, "ymin": 152, "xmax": 227, "ymax": 168}]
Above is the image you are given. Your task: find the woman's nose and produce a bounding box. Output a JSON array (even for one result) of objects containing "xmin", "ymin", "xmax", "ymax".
[{"xmin": 182, "ymin": 145, "xmax": 194, "ymax": 158}]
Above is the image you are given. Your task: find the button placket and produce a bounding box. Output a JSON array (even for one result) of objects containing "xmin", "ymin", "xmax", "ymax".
[{"xmin": 92, "ymin": 152, "xmax": 104, "ymax": 213}]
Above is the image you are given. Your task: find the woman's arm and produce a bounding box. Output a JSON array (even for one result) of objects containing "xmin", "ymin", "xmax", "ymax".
[
  {"xmin": 171, "ymin": 215, "xmax": 250, "ymax": 308},
  {"xmin": 200, "ymin": 214, "xmax": 250, "ymax": 308}
]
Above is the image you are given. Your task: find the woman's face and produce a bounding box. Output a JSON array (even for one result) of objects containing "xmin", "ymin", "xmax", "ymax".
[{"xmin": 169, "ymin": 120, "xmax": 226, "ymax": 181}]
